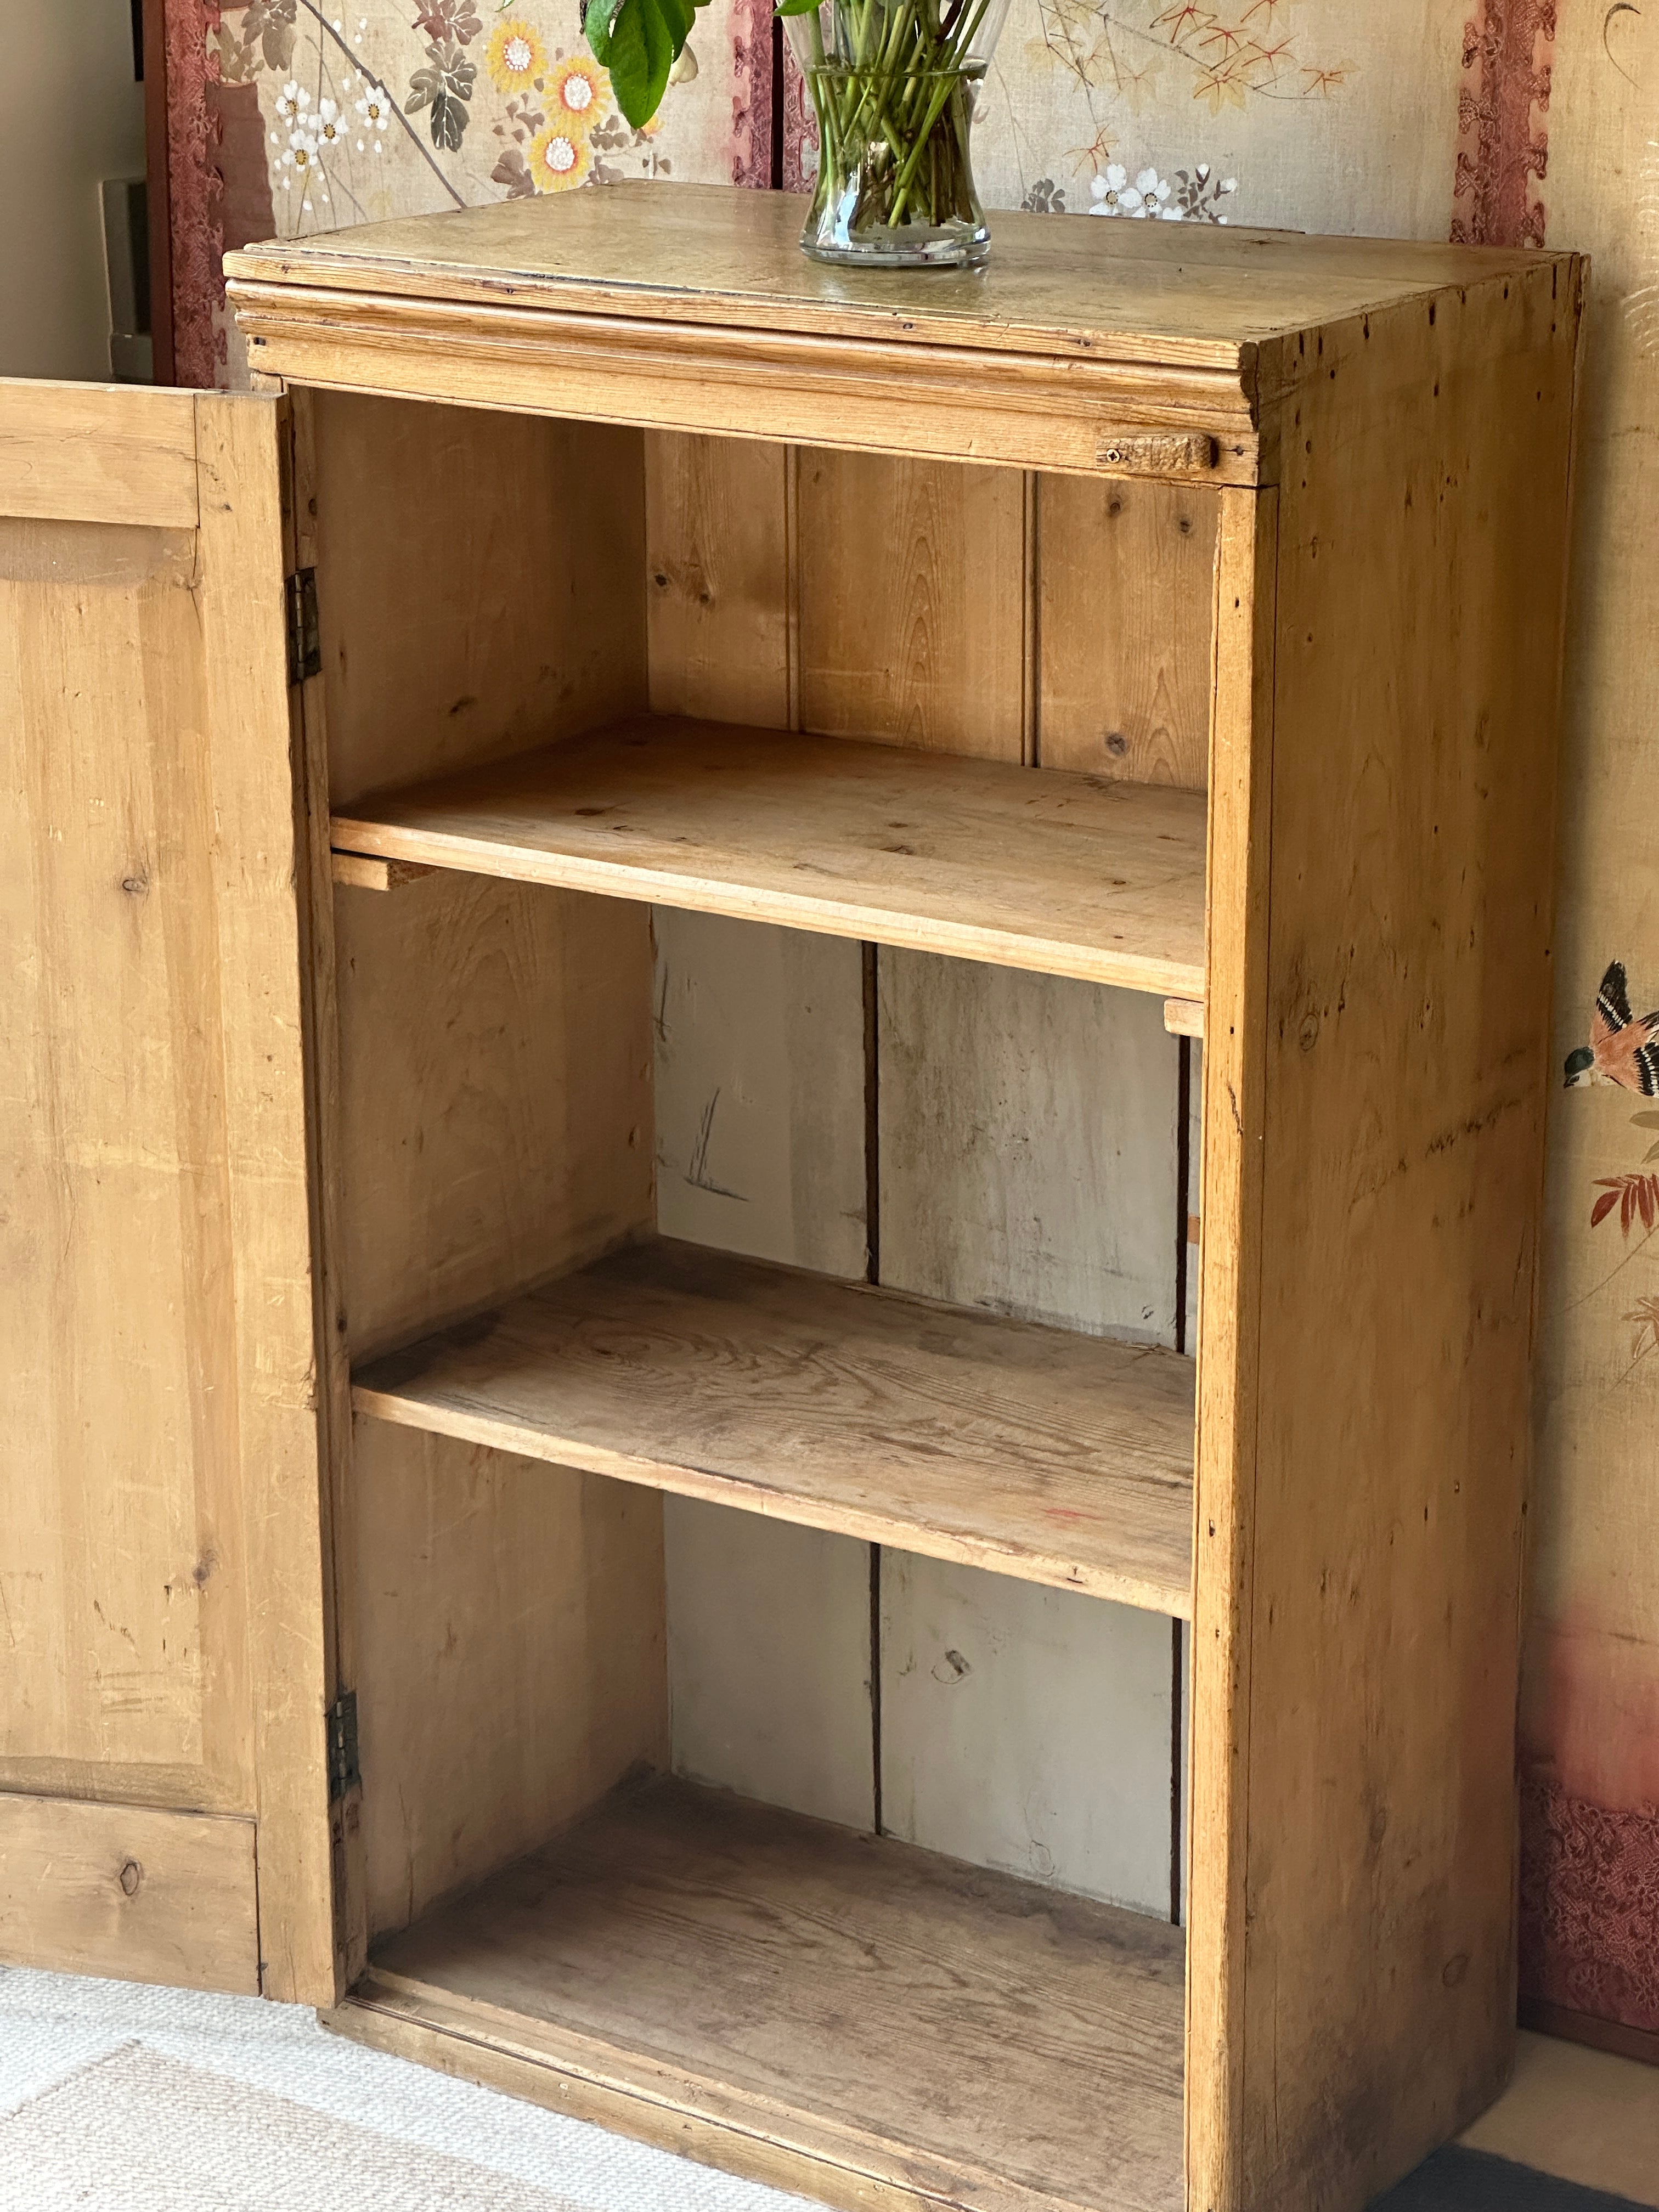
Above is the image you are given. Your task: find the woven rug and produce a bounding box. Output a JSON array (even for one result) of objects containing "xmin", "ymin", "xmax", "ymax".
[{"xmin": 0, "ymin": 1966, "xmax": 1650, "ymax": 2212}]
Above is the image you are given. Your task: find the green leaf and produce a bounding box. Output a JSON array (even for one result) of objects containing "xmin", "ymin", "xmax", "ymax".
[
  {"xmin": 585, "ymin": 0, "xmax": 619, "ymax": 63},
  {"xmin": 606, "ymin": 0, "xmax": 676, "ymax": 127},
  {"xmin": 775, "ymin": 0, "xmax": 820, "ymax": 15}
]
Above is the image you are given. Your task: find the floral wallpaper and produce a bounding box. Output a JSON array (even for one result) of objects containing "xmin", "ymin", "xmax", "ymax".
[{"xmin": 163, "ymin": 0, "xmax": 1659, "ymax": 2052}]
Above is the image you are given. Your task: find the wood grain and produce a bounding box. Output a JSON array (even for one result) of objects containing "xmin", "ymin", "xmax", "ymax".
[
  {"xmin": 335, "ymin": 873, "xmax": 654, "ymax": 1361},
  {"xmin": 330, "ymin": 851, "xmax": 433, "ymax": 891},
  {"xmin": 1, "ymin": 513, "xmax": 250, "ymax": 1812},
  {"xmin": 226, "ymin": 281, "xmax": 1261, "ymax": 488},
  {"xmin": 0, "ymin": 381, "xmax": 198, "ymax": 528},
  {"xmin": 224, "ymin": 183, "xmax": 1550, "ymax": 370},
  {"xmin": 798, "ymin": 453, "xmax": 1028, "ymax": 755},
  {"xmin": 646, "ymin": 432, "xmax": 790, "ymax": 727},
  {"xmin": 353, "ymin": 1238, "xmax": 1195, "ymax": 1618},
  {"xmin": 352, "ymin": 1426, "xmax": 667, "ymax": 1943},
  {"xmin": 876, "ymin": 952, "xmax": 1184, "ymax": 1908},
  {"xmin": 331, "ymin": 715, "xmax": 1210, "ymax": 1000},
  {"xmin": 878, "ymin": 954, "xmax": 1181, "ymax": 1342},
  {"xmin": 1038, "ymin": 478, "xmax": 1218, "ymax": 789},
  {"xmin": 328, "ymin": 1981, "xmax": 946, "ymax": 2212},
  {"xmin": 0, "ymin": 1792, "xmax": 258, "ymax": 1993},
  {"xmin": 301, "ymin": 392, "xmax": 663, "ymax": 1967},
  {"xmin": 644, "ymin": 437, "xmax": 878, "ymax": 1838},
  {"xmin": 195, "ymin": 392, "xmax": 339, "ymax": 2007},
  {"xmin": 881, "ymin": 1556, "xmax": 1177, "ymax": 1914},
  {"xmin": 0, "ymin": 386, "xmax": 338, "ymax": 2004},
  {"xmin": 1184, "ymin": 483, "xmax": 1278, "ymax": 2209},
  {"xmin": 364, "ymin": 1773, "xmax": 1187, "ymax": 2212},
  {"xmin": 1194, "ymin": 265, "xmax": 1585, "ymax": 2211},
  {"xmin": 307, "ymin": 390, "xmax": 648, "ymax": 808}
]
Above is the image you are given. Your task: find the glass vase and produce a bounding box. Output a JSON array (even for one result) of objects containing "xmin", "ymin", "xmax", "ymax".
[{"xmin": 784, "ymin": 0, "xmax": 1013, "ymax": 269}]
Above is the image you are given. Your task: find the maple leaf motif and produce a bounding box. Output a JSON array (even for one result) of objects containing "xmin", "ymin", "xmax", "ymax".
[{"xmin": 413, "ymin": 1, "xmax": 483, "ymax": 42}]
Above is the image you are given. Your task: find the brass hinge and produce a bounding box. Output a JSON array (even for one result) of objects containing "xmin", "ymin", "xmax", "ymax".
[
  {"xmin": 286, "ymin": 566, "xmax": 320, "ymax": 686},
  {"xmin": 326, "ymin": 1689, "xmax": 360, "ymax": 1803}
]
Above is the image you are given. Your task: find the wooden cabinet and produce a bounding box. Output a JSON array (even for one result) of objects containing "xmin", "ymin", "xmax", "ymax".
[{"xmin": 1, "ymin": 188, "xmax": 1585, "ymax": 2212}]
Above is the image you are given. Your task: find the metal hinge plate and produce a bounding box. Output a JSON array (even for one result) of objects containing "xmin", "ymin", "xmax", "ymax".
[
  {"xmin": 326, "ymin": 1689, "xmax": 360, "ymax": 1803},
  {"xmin": 286, "ymin": 567, "xmax": 320, "ymax": 686}
]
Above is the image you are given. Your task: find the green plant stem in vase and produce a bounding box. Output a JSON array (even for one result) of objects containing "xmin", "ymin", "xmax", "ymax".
[
  {"xmin": 584, "ymin": 0, "xmax": 1011, "ymax": 267},
  {"xmin": 779, "ymin": 0, "xmax": 1012, "ymax": 266}
]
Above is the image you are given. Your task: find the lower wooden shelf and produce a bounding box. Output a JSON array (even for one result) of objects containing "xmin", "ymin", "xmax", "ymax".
[
  {"xmin": 330, "ymin": 1776, "xmax": 1186, "ymax": 2212},
  {"xmin": 352, "ymin": 1238, "xmax": 1195, "ymax": 1618}
]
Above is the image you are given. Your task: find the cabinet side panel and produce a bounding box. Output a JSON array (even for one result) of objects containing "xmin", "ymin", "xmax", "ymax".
[
  {"xmin": 355, "ymin": 1431, "xmax": 667, "ymax": 1941},
  {"xmin": 306, "ymin": 393, "xmax": 661, "ymax": 1953},
  {"xmin": 311, "ymin": 393, "xmax": 647, "ymax": 808},
  {"xmin": 1232, "ymin": 266, "xmax": 1582, "ymax": 2209}
]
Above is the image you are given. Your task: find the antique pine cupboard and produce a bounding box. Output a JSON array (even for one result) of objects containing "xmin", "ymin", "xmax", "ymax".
[{"xmin": 1, "ymin": 187, "xmax": 1584, "ymax": 2212}]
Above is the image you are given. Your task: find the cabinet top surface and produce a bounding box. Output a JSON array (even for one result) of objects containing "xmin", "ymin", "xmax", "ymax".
[{"xmin": 227, "ymin": 182, "xmax": 1564, "ymax": 370}]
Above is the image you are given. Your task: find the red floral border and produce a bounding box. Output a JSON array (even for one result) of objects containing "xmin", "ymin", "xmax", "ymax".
[
  {"xmin": 164, "ymin": 1, "xmax": 222, "ymax": 388},
  {"xmin": 1452, "ymin": 0, "xmax": 1557, "ymax": 247},
  {"xmin": 730, "ymin": 0, "xmax": 775, "ymax": 187},
  {"xmin": 1521, "ymin": 1773, "xmax": 1659, "ymax": 2035}
]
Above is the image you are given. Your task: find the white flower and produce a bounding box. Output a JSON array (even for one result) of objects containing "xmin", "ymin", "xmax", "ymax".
[
  {"xmin": 276, "ymin": 80, "xmax": 311, "ymax": 126},
  {"xmin": 1087, "ymin": 163, "xmax": 1130, "ymax": 216},
  {"xmin": 281, "ymin": 125, "xmax": 319, "ymax": 180},
  {"xmin": 1220, "ymin": 177, "xmax": 1237, "ymax": 193},
  {"xmin": 1120, "ymin": 167, "xmax": 1172, "ymax": 217},
  {"xmin": 356, "ymin": 84, "xmax": 392, "ymax": 135},
  {"xmin": 313, "ymin": 97, "xmax": 346, "ymax": 154}
]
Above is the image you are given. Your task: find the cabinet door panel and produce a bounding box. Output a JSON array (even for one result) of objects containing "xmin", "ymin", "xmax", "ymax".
[{"xmin": 0, "ymin": 382, "xmax": 335, "ymax": 2001}]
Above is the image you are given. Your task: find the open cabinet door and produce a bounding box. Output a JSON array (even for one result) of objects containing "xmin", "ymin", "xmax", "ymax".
[{"xmin": 0, "ymin": 382, "xmax": 339, "ymax": 2004}]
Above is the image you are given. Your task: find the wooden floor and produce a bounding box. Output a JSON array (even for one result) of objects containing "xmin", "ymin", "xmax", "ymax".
[
  {"xmin": 352, "ymin": 1239, "xmax": 1197, "ymax": 1617},
  {"xmin": 330, "ymin": 715, "xmax": 1210, "ymax": 1000},
  {"xmin": 346, "ymin": 1775, "xmax": 1187, "ymax": 2212}
]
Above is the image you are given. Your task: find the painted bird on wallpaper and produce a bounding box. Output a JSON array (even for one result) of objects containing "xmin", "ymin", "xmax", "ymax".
[{"xmin": 1565, "ymin": 962, "xmax": 1659, "ymax": 1094}]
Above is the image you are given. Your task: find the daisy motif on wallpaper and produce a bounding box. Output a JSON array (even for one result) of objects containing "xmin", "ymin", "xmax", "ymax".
[{"xmin": 210, "ymin": 0, "xmax": 672, "ymax": 237}]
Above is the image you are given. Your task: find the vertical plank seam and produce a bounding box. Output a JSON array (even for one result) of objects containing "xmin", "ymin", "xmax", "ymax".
[
  {"xmin": 863, "ymin": 936, "xmax": 883, "ymax": 1834},
  {"xmin": 1170, "ymin": 1619, "xmax": 1184, "ymax": 1927},
  {"xmin": 1175, "ymin": 1035, "xmax": 1192, "ymax": 1357},
  {"xmin": 785, "ymin": 442, "xmax": 802, "ymax": 736},
  {"xmin": 1023, "ymin": 470, "xmax": 1039, "ymax": 769}
]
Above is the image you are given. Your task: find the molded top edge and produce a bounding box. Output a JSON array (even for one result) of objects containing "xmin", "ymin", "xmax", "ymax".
[{"xmin": 224, "ymin": 182, "xmax": 1565, "ymax": 373}]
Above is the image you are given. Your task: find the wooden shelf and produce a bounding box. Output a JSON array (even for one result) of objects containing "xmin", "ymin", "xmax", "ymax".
[
  {"xmin": 331, "ymin": 715, "xmax": 1209, "ymax": 1000},
  {"xmin": 337, "ymin": 1775, "xmax": 1186, "ymax": 2212},
  {"xmin": 353, "ymin": 1239, "xmax": 1195, "ymax": 1618}
]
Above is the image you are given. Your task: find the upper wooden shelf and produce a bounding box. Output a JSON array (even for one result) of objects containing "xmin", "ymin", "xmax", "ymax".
[
  {"xmin": 225, "ymin": 185, "xmax": 1568, "ymax": 482},
  {"xmin": 331, "ymin": 715, "xmax": 1209, "ymax": 999},
  {"xmin": 353, "ymin": 1238, "xmax": 1197, "ymax": 1618}
]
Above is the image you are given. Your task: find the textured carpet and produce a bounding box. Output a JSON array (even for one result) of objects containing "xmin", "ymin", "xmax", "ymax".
[
  {"xmin": 0, "ymin": 1966, "xmax": 810, "ymax": 2212},
  {"xmin": 0, "ymin": 1966, "xmax": 1646, "ymax": 2212}
]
